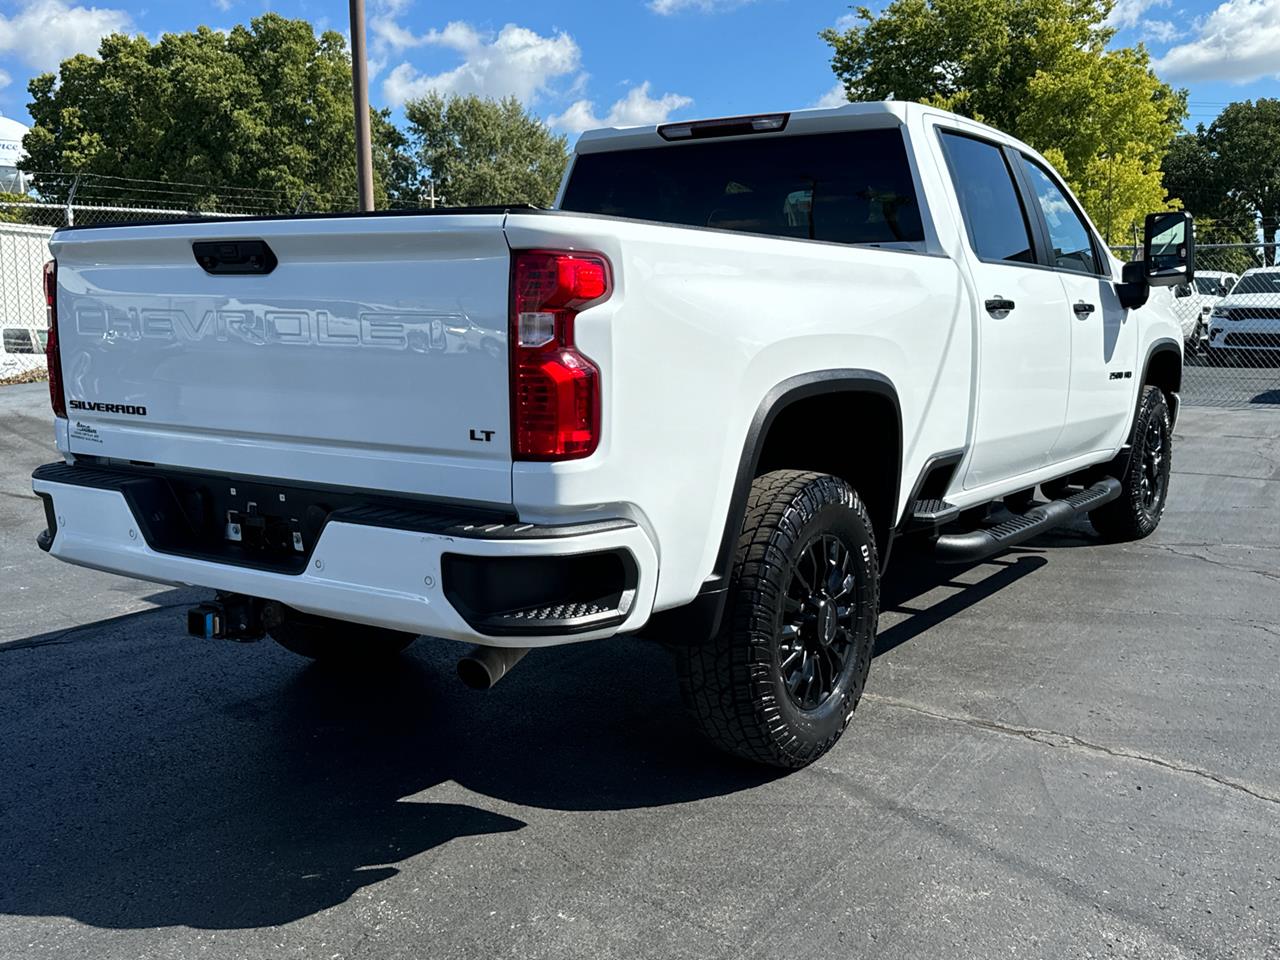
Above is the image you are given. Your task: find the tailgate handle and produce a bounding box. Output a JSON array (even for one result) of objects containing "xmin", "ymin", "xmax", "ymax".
[{"xmin": 193, "ymin": 240, "xmax": 278, "ymax": 276}]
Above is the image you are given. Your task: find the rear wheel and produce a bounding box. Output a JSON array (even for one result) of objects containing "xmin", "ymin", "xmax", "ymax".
[
  {"xmin": 674, "ymin": 470, "xmax": 879, "ymax": 769},
  {"xmin": 270, "ymin": 612, "xmax": 417, "ymax": 663},
  {"xmin": 1090, "ymin": 385, "xmax": 1172, "ymax": 542}
]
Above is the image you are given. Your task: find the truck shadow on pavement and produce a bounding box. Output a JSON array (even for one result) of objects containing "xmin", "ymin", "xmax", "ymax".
[
  {"xmin": 0, "ymin": 548, "xmax": 1050, "ymax": 931},
  {"xmin": 0, "ymin": 618, "xmax": 780, "ymax": 929}
]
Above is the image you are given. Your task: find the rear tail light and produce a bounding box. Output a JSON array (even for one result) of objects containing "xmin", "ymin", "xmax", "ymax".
[
  {"xmin": 510, "ymin": 250, "xmax": 611, "ymax": 460},
  {"xmin": 43, "ymin": 260, "xmax": 66, "ymax": 419}
]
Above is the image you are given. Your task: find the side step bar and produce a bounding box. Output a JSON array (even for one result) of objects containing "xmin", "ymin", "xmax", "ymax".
[{"xmin": 934, "ymin": 478, "xmax": 1121, "ymax": 564}]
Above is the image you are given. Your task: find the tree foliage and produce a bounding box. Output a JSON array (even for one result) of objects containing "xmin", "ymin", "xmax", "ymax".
[
  {"xmin": 822, "ymin": 0, "xmax": 1187, "ymax": 243},
  {"xmin": 401, "ymin": 93, "xmax": 568, "ymax": 208},
  {"xmin": 1163, "ymin": 100, "xmax": 1280, "ymax": 265},
  {"xmin": 19, "ymin": 14, "xmax": 412, "ymax": 211},
  {"xmin": 0, "ymin": 192, "xmax": 34, "ymax": 224}
]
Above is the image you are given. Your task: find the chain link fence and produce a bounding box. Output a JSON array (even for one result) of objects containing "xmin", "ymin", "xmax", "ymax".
[
  {"xmin": 0, "ymin": 220, "xmax": 53, "ymax": 381},
  {"xmin": 1114, "ymin": 242, "xmax": 1280, "ymax": 409}
]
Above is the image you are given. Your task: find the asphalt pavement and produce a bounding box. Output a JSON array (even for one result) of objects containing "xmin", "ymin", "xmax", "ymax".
[{"xmin": 2, "ymin": 380, "xmax": 1279, "ymax": 960}]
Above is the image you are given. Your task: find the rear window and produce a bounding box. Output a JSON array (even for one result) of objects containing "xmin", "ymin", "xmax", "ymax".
[{"xmin": 560, "ymin": 129, "xmax": 925, "ymax": 246}]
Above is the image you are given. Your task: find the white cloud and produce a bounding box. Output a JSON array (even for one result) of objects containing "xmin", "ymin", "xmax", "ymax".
[
  {"xmin": 0, "ymin": 0, "xmax": 131, "ymax": 72},
  {"xmin": 834, "ymin": 12, "xmax": 860, "ymax": 30},
  {"xmin": 381, "ymin": 21, "xmax": 581, "ymax": 107},
  {"xmin": 812, "ymin": 81, "xmax": 848, "ymax": 108},
  {"xmin": 649, "ymin": 0, "xmax": 754, "ymax": 13},
  {"xmin": 1142, "ymin": 19, "xmax": 1183, "ymax": 41},
  {"xmin": 0, "ymin": 68, "xmax": 10, "ymax": 89},
  {"xmin": 1153, "ymin": 0, "xmax": 1280, "ymax": 81},
  {"xmin": 1105, "ymin": 0, "xmax": 1171, "ymax": 29},
  {"xmin": 1104, "ymin": 0, "xmax": 1164, "ymax": 27},
  {"xmin": 550, "ymin": 82, "xmax": 693, "ymax": 132},
  {"xmin": 212, "ymin": 0, "xmax": 234, "ymax": 11}
]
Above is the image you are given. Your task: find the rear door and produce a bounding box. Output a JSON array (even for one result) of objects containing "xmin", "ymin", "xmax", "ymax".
[
  {"xmin": 1016, "ymin": 154, "xmax": 1139, "ymax": 461},
  {"xmin": 936, "ymin": 130, "xmax": 1072, "ymax": 489},
  {"xmin": 50, "ymin": 213, "xmax": 514, "ymax": 505}
]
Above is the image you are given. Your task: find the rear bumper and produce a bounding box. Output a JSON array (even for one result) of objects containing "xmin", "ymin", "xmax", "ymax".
[{"xmin": 32, "ymin": 462, "xmax": 658, "ymax": 648}]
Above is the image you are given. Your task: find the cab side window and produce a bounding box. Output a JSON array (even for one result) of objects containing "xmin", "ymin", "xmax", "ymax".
[
  {"xmin": 938, "ymin": 131, "xmax": 1036, "ymax": 265},
  {"xmin": 1021, "ymin": 158, "xmax": 1100, "ymax": 275}
]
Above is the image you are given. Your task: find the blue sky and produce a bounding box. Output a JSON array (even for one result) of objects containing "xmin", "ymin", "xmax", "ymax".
[{"xmin": 0, "ymin": 0, "xmax": 1277, "ymax": 138}]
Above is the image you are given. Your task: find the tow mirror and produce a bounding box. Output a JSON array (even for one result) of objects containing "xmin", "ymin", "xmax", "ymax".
[
  {"xmin": 1143, "ymin": 211, "xmax": 1195, "ymax": 287},
  {"xmin": 1117, "ymin": 211, "xmax": 1195, "ymax": 309}
]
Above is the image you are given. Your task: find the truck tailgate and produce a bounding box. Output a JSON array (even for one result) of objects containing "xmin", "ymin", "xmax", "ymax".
[{"xmin": 50, "ymin": 214, "xmax": 513, "ymax": 505}]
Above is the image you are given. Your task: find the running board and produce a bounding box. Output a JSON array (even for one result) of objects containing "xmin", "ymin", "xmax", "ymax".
[{"xmin": 934, "ymin": 478, "xmax": 1122, "ymax": 564}]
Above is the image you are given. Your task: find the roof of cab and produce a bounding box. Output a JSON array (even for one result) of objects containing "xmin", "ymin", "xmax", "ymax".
[{"xmin": 572, "ymin": 100, "xmax": 920, "ymax": 155}]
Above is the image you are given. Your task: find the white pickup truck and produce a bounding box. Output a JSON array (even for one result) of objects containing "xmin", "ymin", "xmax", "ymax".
[{"xmin": 32, "ymin": 102, "xmax": 1190, "ymax": 768}]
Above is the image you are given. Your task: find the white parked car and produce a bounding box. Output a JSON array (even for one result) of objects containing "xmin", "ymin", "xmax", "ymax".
[
  {"xmin": 32, "ymin": 102, "xmax": 1189, "ymax": 768},
  {"xmin": 1174, "ymin": 270, "xmax": 1237, "ymax": 344},
  {"xmin": 1206, "ymin": 266, "xmax": 1280, "ymax": 363}
]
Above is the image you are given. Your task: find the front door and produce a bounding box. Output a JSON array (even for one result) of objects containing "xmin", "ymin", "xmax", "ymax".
[
  {"xmin": 1017, "ymin": 155, "xmax": 1140, "ymax": 460},
  {"xmin": 936, "ymin": 131, "xmax": 1073, "ymax": 490}
]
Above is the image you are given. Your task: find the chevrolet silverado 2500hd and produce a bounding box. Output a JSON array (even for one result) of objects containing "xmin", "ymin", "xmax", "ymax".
[{"xmin": 32, "ymin": 102, "xmax": 1191, "ymax": 768}]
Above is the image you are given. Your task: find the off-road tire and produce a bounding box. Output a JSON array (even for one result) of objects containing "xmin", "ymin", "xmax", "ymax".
[
  {"xmin": 675, "ymin": 470, "xmax": 879, "ymax": 769},
  {"xmin": 270, "ymin": 612, "xmax": 417, "ymax": 663},
  {"xmin": 1089, "ymin": 385, "xmax": 1172, "ymax": 542}
]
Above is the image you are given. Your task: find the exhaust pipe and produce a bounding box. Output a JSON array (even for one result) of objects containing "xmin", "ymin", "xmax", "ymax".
[{"xmin": 457, "ymin": 644, "xmax": 530, "ymax": 690}]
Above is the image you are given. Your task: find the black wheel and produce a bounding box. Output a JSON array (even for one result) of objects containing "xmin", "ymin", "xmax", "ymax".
[
  {"xmin": 1090, "ymin": 385, "xmax": 1172, "ymax": 542},
  {"xmin": 270, "ymin": 611, "xmax": 417, "ymax": 663},
  {"xmin": 674, "ymin": 470, "xmax": 879, "ymax": 769}
]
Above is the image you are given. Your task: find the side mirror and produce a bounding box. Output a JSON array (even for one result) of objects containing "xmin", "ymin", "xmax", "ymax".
[
  {"xmin": 1116, "ymin": 211, "xmax": 1195, "ymax": 309},
  {"xmin": 1117, "ymin": 260, "xmax": 1150, "ymax": 310},
  {"xmin": 1143, "ymin": 210, "xmax": 1195, "ymax": 287}
]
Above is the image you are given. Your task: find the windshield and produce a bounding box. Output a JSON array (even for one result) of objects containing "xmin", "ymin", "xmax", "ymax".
[
  {"xmin": 1232, "ymin": 271, "xmax": 1280, "ymax": 296},
  {"xmin": 1194, "ymin": 277, "xmax": 1231, "ymax": 295},
  {"xmin": 560, "ymin": 129, "xmax": 925, "ymax": 246}
]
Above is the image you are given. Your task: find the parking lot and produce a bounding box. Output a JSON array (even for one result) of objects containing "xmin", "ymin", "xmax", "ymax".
[{"xmin": 2, "ymin": 379, "xmax": 1279, "ymax": 959}]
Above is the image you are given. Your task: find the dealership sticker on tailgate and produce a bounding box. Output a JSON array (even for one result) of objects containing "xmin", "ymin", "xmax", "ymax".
[{"xmin": 70, "ymin": 421, "xmax": 103, "ymax": 444}]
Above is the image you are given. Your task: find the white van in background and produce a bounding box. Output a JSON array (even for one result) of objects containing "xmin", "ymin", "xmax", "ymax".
[{"xmin": 0, "ymin": 221, "xmax": 53, "ymax": 380}]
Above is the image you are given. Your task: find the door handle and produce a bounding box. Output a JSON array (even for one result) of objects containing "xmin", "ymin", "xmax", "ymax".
[
  {"xmin": 1073, "ymin": 301, "xmax": 1096, "ymax": 317},
  {"xmin": 985, "ymin": 298, "xmax": 1015, "ymax": 317}
]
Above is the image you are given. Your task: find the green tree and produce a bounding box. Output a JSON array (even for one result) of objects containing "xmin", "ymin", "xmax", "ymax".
[
  {"xmin": 0, "ymin": 192, "xmax": 34, "ymax": 224},
  {"xmin": 1162, "ymin": 129, "xmax": 1258, "ymax": 271},
  {"xmin": 402, "ymin": 93, "xmax": 568, "ymax": 207},
  {"xmin": 822, "ymin": 0, "xmax": 1187, "ymax": 243},
  {"xmin": 1207, "ymin": 99, "xmax": 1280, "ymax": 264},
  {"xmin": 20, "ymin": 14, "xmax": 414, "ymax": 211}
]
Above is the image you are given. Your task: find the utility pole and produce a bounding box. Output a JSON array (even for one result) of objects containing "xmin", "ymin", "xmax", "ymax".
[{"xmin": 349, "ymin": 0, "xmax": 375, "ymax": 212}]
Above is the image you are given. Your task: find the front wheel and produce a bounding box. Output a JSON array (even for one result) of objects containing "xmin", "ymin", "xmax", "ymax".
[
  {"xmin": 1090, "ymin": 385, "xmax": 1172, "ymax": 542},
  {"xmin": 674, "ymin": 470, "xmax": 879, "ymax": 769}
]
